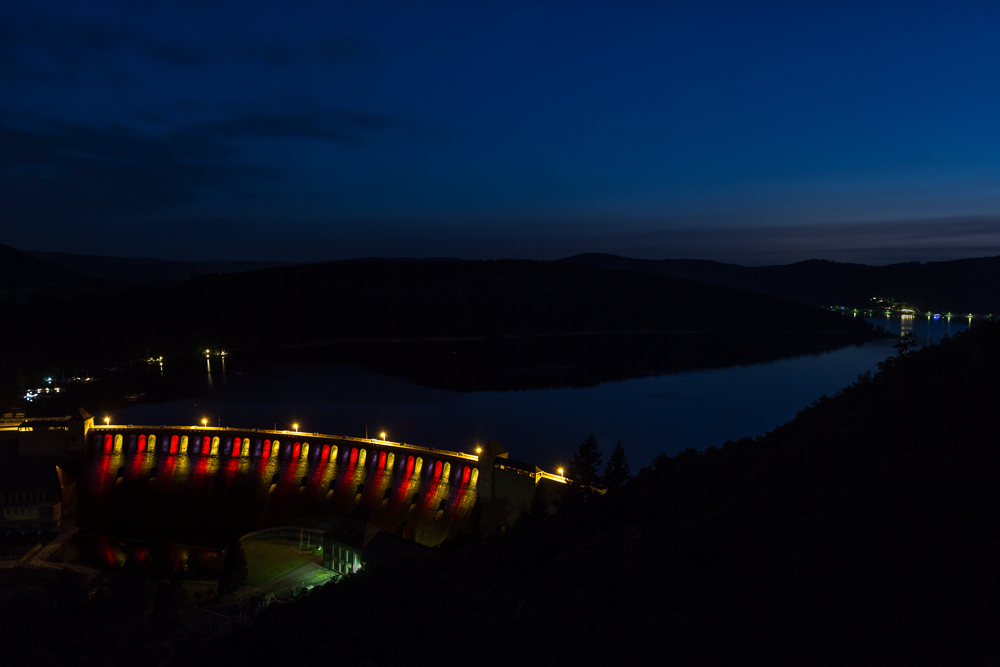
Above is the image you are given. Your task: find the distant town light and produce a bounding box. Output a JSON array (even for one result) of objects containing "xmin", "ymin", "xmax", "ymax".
[{"xmin": 475, "ymin": 446, "xmax": 482, "ymax": 454}]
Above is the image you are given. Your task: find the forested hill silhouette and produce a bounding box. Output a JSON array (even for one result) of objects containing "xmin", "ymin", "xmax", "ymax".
[
  {"xmin": 0, "ymin": 243, "xmax": 114, "ymax": 295},
  {"xmin": 26, "ymin": 249, "xmax": 299, "ymax": 286},
  {"xmin": 3, "ymin": 257, "xmax": 872, "ymax": 401},
  {"xmin": 163, "ymin": 258, "xmax": 868, "ymax": 341},
  {"xmin": 564, "ymin": 252, "xmax": 1000, "ymax": 313},
  {"xmin": 172, "ymin": 320, "xmax": 1000, "ymax": 666},
  {"xmin": 13, "ymin": 257, "xmax": 868, "ymax": 361}
]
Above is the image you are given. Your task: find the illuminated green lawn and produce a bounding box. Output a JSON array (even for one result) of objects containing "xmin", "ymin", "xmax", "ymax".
[{"xmin": 242, "ymin": 539, "xmax": 315, "ymax": 588}]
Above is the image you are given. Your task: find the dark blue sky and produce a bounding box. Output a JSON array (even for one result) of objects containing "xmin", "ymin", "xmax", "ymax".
[{"xmin": 3, "ymin": 1, "xmax": 1000, "ymax": 263}]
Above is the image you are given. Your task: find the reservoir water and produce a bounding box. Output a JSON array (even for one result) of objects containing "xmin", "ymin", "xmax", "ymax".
[{"xmin": 105, "ymin": 315, "xmax": 967, "ymax": 472}]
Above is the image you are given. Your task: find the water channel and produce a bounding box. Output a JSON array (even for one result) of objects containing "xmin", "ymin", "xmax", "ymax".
[{"xmin": 104, "ymin": 315, "xmax": 966, "ymax": 471}]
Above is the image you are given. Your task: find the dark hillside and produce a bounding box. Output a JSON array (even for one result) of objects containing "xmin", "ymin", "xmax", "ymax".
[
  {"xmin": 565, "ymin": 252, "xmax": 1000, "ymax": 314},
  {"xmin": 153, "ymin": 258, "xmax": 867, "ymax": 345},
  {"xmin": 0, "ymin": 244, "xmax": 113, "ymax": 295},
  {"xmin": 3, "ymin": 258, "xmax": 871, "ymax": 402},
  {"xmin": 26, "ymin": 249, "xmax": 299, "ymax": 285},
  {"xmin": 175, "ymin": 320, "xmax": 1000, "ymax": 665}
]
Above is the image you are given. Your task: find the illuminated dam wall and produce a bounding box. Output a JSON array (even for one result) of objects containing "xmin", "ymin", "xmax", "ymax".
[{"xmin": 81, "ymin": 426, "xmax": 562, "ymax": 546}]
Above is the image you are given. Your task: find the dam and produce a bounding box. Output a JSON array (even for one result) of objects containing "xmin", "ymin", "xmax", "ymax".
[{"xmin": 81, "ymin": 424, "xmax": 567, "ymax": 547}]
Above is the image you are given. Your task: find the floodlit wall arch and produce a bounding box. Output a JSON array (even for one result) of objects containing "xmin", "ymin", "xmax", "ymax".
[
  {"xmin": 263, "ymin": 439, "xmax": 272, "ymax": 456},
  {"xmin": 255, "ymin": 439, "xmax": 263, "ymax": 457},
  {"xmin": 406, "ymin": 455, "xmax": 415, "ymax": 474},
  {"xmin": 329, "ymin": 444, "xmax": 337, "ymax": 460},
  {"xmin": 415, "ymin": 457, "xmax": 423, "ymax": 474},
  {"xmin": 128, "ymin": 434, "xmax": 137, "ymax": 452},
  {"xmin": 148, "ymin": 434, "xmax": 157, "ymax": 452},
  {"xmin": 202, "ymin": 436, "xmax": 211, "ymax": 454},
  {"xmin": 462, "ymin": 466, "xmax": 471, "ymax": 485},
  {"xmin": 170, "ymin": 435, "xmax": 179, "ymax": 454},
  {"xmin": 321, "ymin": 444, "xmax": 329, "ymax": 460},
  {"xmin": 114, "ymin": 434, "xmax": 123, "ymax": 453},
  {"xmin": 232, "ymin": 438, "xmax": 241, "ymax": 456},
  {"xmin": 443, "ymin": 462, "xmax": 451, "ymax": 478},
  {"xmin": 104, "ymin": 434, "xmax": 112, "ymax": 453},
  {"xmin": 301, "ymin": 442, "xmax": 309, "ymax": 460},
  {"xmin": 180, "ymin": 435, "xmax": 189, "ymax": 454},
  {"xmin": 378, "ymin": 451, "xmax": 386, "ymax": 469},
  {"xmin": 242, "ymin": 439, "xmax": 250, "ymax": 457},
  {"xmin": 387, "ymin": 453, "xmax": 394, "ymax": 468},
  {"xmin": 471, "ymin": 468, "xmax": 479, "ymax": 485},
  {"xmin": 358, "ymin": 449, "xmax": 367, "ymax": 466},
  {"xmin": 211, "ymin": 436, "xmax": 220, "ymax": 455},
  {"xmin": 433, "ymin": 460, "xmax": 442, "ymax": 478},
  {"xmin": 292, "ymin": 442, "xmax": 301, "ymax": 459},
  {"xmin": 224, "ymin": 438, "xmax": 233, "ymax": 456},
  {"xmin": 138, "ymin": 434, "xmax": 146, "ymax": 452},
  {"xmin": 350, "ymin": 447, "xmax": 358, "ymax": 464}
]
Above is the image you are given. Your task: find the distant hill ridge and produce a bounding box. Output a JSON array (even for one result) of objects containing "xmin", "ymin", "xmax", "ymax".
[
  {"xmin": 25, "ymin": 249, "xmax": 300, "ymax": 285},
  {"xmin": 0, "ymin": 243, "xmax": 112, "ymax": 294},
  {"xmin": 10, "ymin": 242, "xmax": 1000, "ymax": 314},
  {"xmin": 563, "ymin": 253, "xmax": 1000, "ymax": 314}
]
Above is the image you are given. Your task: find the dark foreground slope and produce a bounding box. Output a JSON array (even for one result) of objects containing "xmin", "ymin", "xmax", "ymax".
[
  {"xmin": 566, "ymin": 252, "xmax": 1000, "ymax": 314},
  {"xmin": 180, "ymin": 322, "xmax": 1000, "ymax": 666}
]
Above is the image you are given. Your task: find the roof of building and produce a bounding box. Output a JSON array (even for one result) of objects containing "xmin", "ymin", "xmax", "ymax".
[
  {"xmin": 484, "ymin": 439, "xmax": 508, "ymax": 458},
  {"xmin": 363, "ymin": 531, "xmax": 429, "ymax": 566},
  {"xmin": 496, "ymin": 457, "xmax": 537, "ymax": 474},
  {"xmin": 323, "ymin": 517, "xmax": 380, "ymax": 550}
]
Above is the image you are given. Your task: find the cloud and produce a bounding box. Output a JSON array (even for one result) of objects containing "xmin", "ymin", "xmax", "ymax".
[
  {"xmin": 0, "ymin": 117, "xmax": 276, "ymax": 229},
  {"xmin": 199, "ymin": 110, "xmax": 399, "ymax": 143},
  {"xmin": 0, "ymin": 12, "xmax": 367, "ymax": 86},
  {"xmin": 229, "ymin": 39, "xmax": 367, "ymax": 67},
  {"xmin": 141, "ymin": 42, "xmax": 214, "ymax": 68},
  {"xmin": 139, "ymin": 38, "xmax": 367, "ymax": 69}
]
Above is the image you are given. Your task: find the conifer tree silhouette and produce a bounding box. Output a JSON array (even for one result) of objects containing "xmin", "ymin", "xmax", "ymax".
[
  {"xmin": 603, "ymin": 441, "xmax": 631, "ymax": 491},
  {"xmin": 569, "ymin": 434, "xmax": 603, "ymax": 486}
]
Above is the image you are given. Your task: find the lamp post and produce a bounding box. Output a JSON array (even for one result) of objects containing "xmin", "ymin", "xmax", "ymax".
[
  {"xmin": 380, "ymin": 432, "xmax": 386, "ymax": 441},
  {"xmin": 202, "ymin": 419, "xmax": 207, "ymax": 427},
  {"xmin": 293, "ymin": 423, "xmax": 299, "ymax": 433},
  {"xmin": 557, "ymin": 467, "xmax": 564, "ymax": 477},
  {"xmin": 104, "ymin": 416, "xmax": 110, "ymax": 425}
]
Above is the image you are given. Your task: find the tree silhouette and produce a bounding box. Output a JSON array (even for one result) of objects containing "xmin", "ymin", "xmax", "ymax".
[
  {"xmin": 603, "ymin": 441, "xmax": 631, "ymax": 491},
  {"xmin": 569, "ymin": 435, "xmax": 603, "ymax": 487}
]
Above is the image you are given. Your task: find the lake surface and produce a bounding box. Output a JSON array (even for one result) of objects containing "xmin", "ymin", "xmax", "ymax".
[{"xmin": 106, "ymin": 315, "xmax": 967, "ymax": 472}]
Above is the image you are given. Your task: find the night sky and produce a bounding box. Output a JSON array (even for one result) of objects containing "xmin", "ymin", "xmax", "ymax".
[{"xmin": 3, "ymin": 1, "xmax": 1000, "ymax": 264}]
